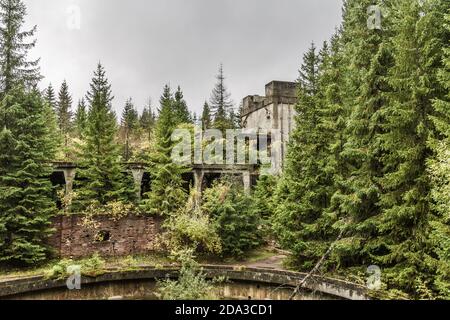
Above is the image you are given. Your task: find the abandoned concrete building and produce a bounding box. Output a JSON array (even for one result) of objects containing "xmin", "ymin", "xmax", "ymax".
[
  {"xmin": 241, "ymin": 80, "xmax": 298, "ymax": 165},
  {"xmin": 50, "ymin": 80, "xmax": 298, "ymax": 198}
]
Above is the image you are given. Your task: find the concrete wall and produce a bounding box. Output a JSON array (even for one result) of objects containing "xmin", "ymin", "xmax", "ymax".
[
  {"xmin": 48, "ymin": 214, "xmax": 162, "ymax": 259},
  {"xmin": 0, "ymin": 267, "xmax": 370, "ymax": 300}
]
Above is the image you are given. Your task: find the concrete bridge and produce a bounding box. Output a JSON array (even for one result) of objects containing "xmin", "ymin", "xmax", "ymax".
[{"xmin": 51, "ymin": 162, "xmax": 258, "ymax": 200}]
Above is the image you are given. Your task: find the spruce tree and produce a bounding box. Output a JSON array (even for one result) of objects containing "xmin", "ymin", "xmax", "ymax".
[
  {"xmin": 327, "ymin": 0, "xmax": 395, "ymax": 271},
  {"xmin": 56, "ymin": 80, "xmax": 73, "ymax": 158},
  {"xmin": 44, "ymin": 83, "xmax": 56, "ymax": 111},
  {"xmin": 0, "ymin": 0, "xmax": 41, "ymax": 95},
  {"xmin": 272, "ymin": 43, "xmax": 337, "ymax": 269},
  {"xmin": 201, "ymin": 101, "xmax": 212, "ymax": 130},
  {"xmin": 74, "ymin": 63, "xmax": 135, "ymax": 210},
  {"xmin": 74, "ymin": 98, "xmax": 87, "ymax": 137},
  {"xmin": 140, "ymin": 98, "xmax": 156, "ymax": 141},
  {"xmin": 375, "ymin": 0, "xmax": 449, "ymax": 297},
  {"xmin": 0, "ymin": 86, "xmax": 58, "ymax": 265},
  {"xmin": 173, "ymin": 86, "xmax": 191, "ymax": 125},
  {"xmin": 428, "ymin": 8, "xmax": 450, "ymax": 299},
  {"xmin": 121, "ymin": 98, "xmax": 139, "ymax": 161},
  {"xmin": 141, "ymin": 84, "xmax": 188, "ymax": 216},
  {"xmin": 210, "ymin": 64, "xmax": 233, "ymax": 131}
]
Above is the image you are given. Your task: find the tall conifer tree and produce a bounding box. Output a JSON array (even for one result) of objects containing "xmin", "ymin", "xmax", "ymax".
[
  {"xmin": 375, "ymin": 0, "xmax": 448, "ymax": 296},
  {"xmin": 56, "ymin": 80, "xmax": 73, "ymax": 158},
  {"xmin": 0, "ymin": 0, "xmax": 41, "ymax": 95},
  {"xmin": 74, "ymin": 98, "xmax": 87, "ymax": 137},
  {"xmin": 0, "ymin": 87, "xmax": 58, "ymax": 265},
  {"xmin": 74, "ymin": 63, "xmax": 135, "ymax": 210},
  {"xmin": 141, "ymin": 84, "xmax": 188, "ymax": 216},
  {"xmin": 121, "ymin": 98, "xmax": 139, "ymax": 161},
  {"xmin": 210, "ymin": 64, "xmax": 233, "ymax": 131}
]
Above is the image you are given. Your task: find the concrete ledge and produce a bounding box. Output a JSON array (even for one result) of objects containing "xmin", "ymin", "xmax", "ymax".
[{"xmin": 0, "ymin": 265, "xmax": 369, "ymax": 300}]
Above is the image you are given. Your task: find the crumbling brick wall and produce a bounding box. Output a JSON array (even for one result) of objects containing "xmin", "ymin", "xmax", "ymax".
[{"xmin": 48, "ymin": 214, "xmax": 163, "ymax": 259}]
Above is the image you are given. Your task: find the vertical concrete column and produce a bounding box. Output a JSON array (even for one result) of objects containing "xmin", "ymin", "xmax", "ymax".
[
  {"xmin": 193, "ymin": 169, "xmax": 204, "ymax": 195},
  {"xmin": 131, "ymin": 169, "xmax": 145, "ymax": 200},
  {"xmin": 63, "ymin": 168, "xmax": 76, "ymax": 194},
  {"xmin": 243, "ymin": 171, "xmax": 251, "ymax": 194}
]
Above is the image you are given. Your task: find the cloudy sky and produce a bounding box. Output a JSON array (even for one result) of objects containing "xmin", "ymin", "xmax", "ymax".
[{"xmin": 24, "ymin": 0, "xmax": 344, "ymax": 116}]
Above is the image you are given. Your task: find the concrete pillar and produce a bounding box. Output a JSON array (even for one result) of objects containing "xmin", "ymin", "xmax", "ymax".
[
  {"xmin": 63, "ymin": 168, "xmax": 76, "ymax": 194},
  {"xmin": 193, "ymin": 170, "xmax": 204, "ymax": 195},
  {"xmin": 243, "ymin": 171, "xmax": 251, "ymax": 194},
  {"xmin": 131, "ymin": 169, "xmax": 145, "ymax": 200}
]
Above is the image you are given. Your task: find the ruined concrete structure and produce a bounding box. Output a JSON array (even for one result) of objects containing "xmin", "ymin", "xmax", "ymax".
[
  {"xmin": 51, "ymin": 162, "xmax": 257, "ymax": 201},
  {"xmin": 51, "ymin": 81, "xmax": 298, "ymax": 198},
  {"xmin": 241, "ymin": 81, "xmax": 297, "ymax": 168}
]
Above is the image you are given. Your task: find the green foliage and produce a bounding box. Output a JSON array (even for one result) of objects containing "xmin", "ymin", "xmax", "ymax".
[
  {"xmin": 74, "ymin": 98, "xmax": 88, "ymax": 137},
  {"xmin": 157, "ymin": 249, "xmax": 219, "ymax": 300},
  {"xmin": 159, "ymin": 191, "xmax": 222, "ymax": 255},
  {"xmin": 139, "ymin": 98, "xmax": 156, "ymax": 141},
  {"xmin": 173, "ymin": 86, "xmax": 192, "ymax": 125},
  {"xmin": 272, "ymin": 0, "xmax": 450, "ymax": 298},
  {"xmin": 73, "ymin": 63, "xmax": 136, "ymax": 212},
  {"xmin": 202, "ymin": 180, "xmax": 263, "ymax": 258},
  {"xmin": 0, "ymin": 86, "xmax": 58, "ymax": 265},
  {"xmin": 273, "ymin": 42, "xmax": 339, "ymax": 270},
  {"xmin": 141, "ymin": 84, "xmax": 189, "ymax": 216},
  {"xmin": 201, "ymin": 101, "xmax": 212, "ymax": 130},
  {"xmin": 428, "ymin": 7, "xmax": 450, "ymax": 299},
  {"xmin": 45, "ymin": 254, "xmax": 106, "ymax": 279},
  {"xmin": 251, "ymin": 175, "xmax": 277, "ymax": 234},
  {"xmin": 44, "ymin": 84, "xmax": 56, "ymax": 111},
  {"xmin": 120, "ymin": 98, "xmax": 139, "ymax": 161},
  {"xmin": 56, "ymin": 80, "xmax": 73, "ymax": 159},
  {"xmin": 0, "ymin": 0, "xmax": 41, "ymax": 95},
  {"xmin": 210, "ymin": 64, "xmax": 235, "ymax": 131}
]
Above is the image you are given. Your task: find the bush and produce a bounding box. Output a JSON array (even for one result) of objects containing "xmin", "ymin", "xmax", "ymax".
[
  {"xmin": 159, "ymin": 190, "xmax": 222, "ymax": 255},
  {"xmin": 202, "ymin": 180, "xmax": 263, "ymax": 258},
  {"xmin": 157, "ymin": 249, "xmax": 220, "ymax": 300},
  {"xmin": 45, "ymin": 254, "xmax": 106, "ymax": 279}
]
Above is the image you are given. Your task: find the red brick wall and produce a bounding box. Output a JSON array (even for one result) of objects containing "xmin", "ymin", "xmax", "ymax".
[{"xmin": 48, "ymin": 214, "xmax": 163, "ymax": 259}]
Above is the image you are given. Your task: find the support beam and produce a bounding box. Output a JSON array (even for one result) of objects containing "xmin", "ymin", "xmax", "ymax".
[
  {"xmin": 131, "ymin": 169, "xmax": 145, "ymax": 200},
  {"xmin": 243, "ymin": 171, "xmax": 251, "ymax": 194},
  {"xmin": 193, "ymin": 170, "xmax": 204, "ymax": 195},
  {"xmin": 63, "ymin": 168, "xmax": 76, "ymax": 194}
]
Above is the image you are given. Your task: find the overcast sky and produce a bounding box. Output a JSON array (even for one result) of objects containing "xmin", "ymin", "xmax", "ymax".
[{"xmin": 23, "ymin": 0, "xmax": 343, "ymax": 116}]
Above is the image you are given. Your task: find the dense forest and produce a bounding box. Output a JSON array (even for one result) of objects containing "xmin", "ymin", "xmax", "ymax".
[{"xmin": 0, "ymin": 0, "xmax": 449, "ymax": 300}]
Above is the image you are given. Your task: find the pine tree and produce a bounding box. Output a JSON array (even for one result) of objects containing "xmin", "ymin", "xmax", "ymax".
[
  {"xmin": 44, "ymin": 83, "xmax": 56, "ymax": 111},
  {"xmin": 0, "ymin": 86, "xmax": 58, "ymax": 265},
  {"xmin": 140, "ymin": 98, "xmax": 156, "ymax": 141},
  {"xmin": 272, "ymin": 43, "xmax": 337, "ymax": 269},
  {"xmin": 56, "ymin": 80, "xmax": 73, "ymax": 158},
  {"xmin": 74, "ymin": 98, "xmax": 87, "ymax": 137},
  {"xmin": 0, "ymin": 0, "xmax": 41, "ymax": 96},
  {"xmin": 141, "ymin": 84, "xmax": 188, "ymax": 216},
  {"xmin": 210, "ymin": 64, "xmax": 233, "ymax": 131},
  {"xmin": 173, "ymin": 86, "xmax": 191, "ymax": 125},
  {"xmin": 121, "ymin": 98, "xmax": 139, "ymax": 161},
  {"xmin": 201, "ymin": 101, "xmax": 212, "ymax": 130},
  {"xmin": 375, "ymin": 0, "xmax": 449, "ymax": 297},
  {"xmin": 428, "ymin": 7, "xmax": 450, "ymax": 299},
  {"xmin": 326, "ymin": 0, "xmax": 395, "ymax": 271},
  {"xmin": 74, "ymin": 63, "xmax": 135, "ymax": 210}
]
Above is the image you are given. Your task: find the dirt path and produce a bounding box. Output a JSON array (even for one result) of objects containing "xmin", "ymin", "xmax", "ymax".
[{"xmin": 244, "ymin": 254, "xmax": 287, "ymax": 270}]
